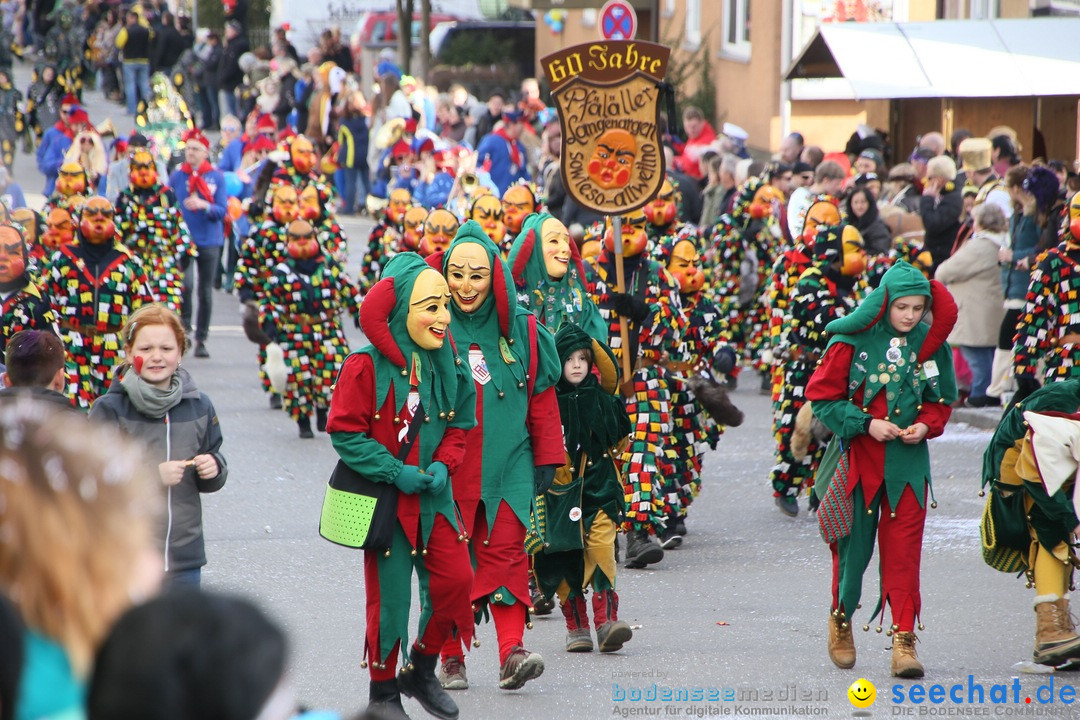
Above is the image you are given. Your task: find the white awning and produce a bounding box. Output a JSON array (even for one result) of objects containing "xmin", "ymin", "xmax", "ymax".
[{"xmin": 785, "ymin": 18, "xmax": 1080, "ymax": 100}]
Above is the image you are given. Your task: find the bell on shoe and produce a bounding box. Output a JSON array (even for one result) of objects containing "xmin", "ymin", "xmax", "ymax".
[
  {"xmin": 890, "ymin": 631, "xmax": 924, "ymax": 678},
  {"xmin": 398, "ymin": 648, "xmax": 459, "ymax": 720},
  {"xmin": 498, "ymin": 645, "xmax": 544, "ymax": 690},
  {"xmin": 1033, "ymin": 594, "xmax": 1080, "ymax": 667},
  {"xmin": 827, "ymin": 612, "xmax": 856, "ymax": 669},
  {"xmin": 438, "ymin": 656, "xmax": 468, "ymax": 690}
]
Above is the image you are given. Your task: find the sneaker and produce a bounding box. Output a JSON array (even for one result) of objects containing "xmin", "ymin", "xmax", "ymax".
[
  {"xmin": 775, "ymin": 495, "xmax": 799, "ymax": 517},
  {"xmin": 566, "ymin": 628, "xmax": 594, "ymax": 652},
  {"xmin": 438, "ymin": 657, "xmax": 468, "ymax": 690},
  {"xmin": 498, "ymin": 646, "xmax": 544, "ymax": 690},
  {"xmin": 596, "ymin": 620, "xmax": 633, "ymax": 653},
  {"xmin": 194, "ymin": 342, "xmax": 210, "ymax": 358},
  {"xmin": 624, "ymin": 530, "xmax": 664, "ymax": 568}
]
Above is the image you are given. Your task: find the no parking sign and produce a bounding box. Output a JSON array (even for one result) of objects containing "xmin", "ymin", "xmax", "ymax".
[{"xmin": 599, "ymin": 0, "xmax": 637, "ymax": 41}]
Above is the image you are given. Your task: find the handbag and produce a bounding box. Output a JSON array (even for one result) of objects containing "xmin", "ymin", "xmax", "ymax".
[
  {"xmin": 817, "ymin": 438, "xmax": 855, "ymax": 545},
  {"xmin": 979, "ymin": 490, "xmax": 1029, "ymax": 574},
  {"xmin": 319, "ymin": 403, "xmax": 426, "ymax": 550}
]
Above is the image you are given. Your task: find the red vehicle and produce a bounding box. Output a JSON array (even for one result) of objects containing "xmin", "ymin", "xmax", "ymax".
[{"xmin": 350, "ymin": 11, "xmax": 458, "ymax": 74}]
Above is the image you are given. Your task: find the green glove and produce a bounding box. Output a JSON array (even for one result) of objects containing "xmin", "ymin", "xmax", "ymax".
[
  {"xmin": 393, "ymin": 465, "xmax": 428, "ymax": 494},
  {"xmin": 425, "ymin": 461, "xmax": 448, "ymax": 494}
]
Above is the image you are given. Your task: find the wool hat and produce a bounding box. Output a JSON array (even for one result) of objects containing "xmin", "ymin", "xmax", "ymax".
[
  {"xmin": 1022, "ymin": 165, "xmax": 1060, "ymax": 214},
  {"xmin": 957, "ymin": 137, "xmax": 992, "ymax": 174},
  {"xmin": 181, "ymin": 129, "xmax": 210, "ymax": 150},
  {"xmin": 255, "ymin": 113, "xmax": 276, "ymax": 133},
  {"xmin": 858, "ymin": 148, "xmax": 884, "ymax": 169}
]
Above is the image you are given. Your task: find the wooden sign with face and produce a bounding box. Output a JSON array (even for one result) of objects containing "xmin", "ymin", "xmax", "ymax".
[{"xmin": 542, "ymin": 40, "xmax": 670, "ymax": 215}]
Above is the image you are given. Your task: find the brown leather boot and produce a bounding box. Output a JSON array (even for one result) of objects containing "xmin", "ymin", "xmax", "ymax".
[
  {"xmin": 827, "ymin": 612, "xmax": 856, "ymax": 669},
  {"xmin": 561, "ymin": 595, "xmax": 593, "ymax": 652},
  {"xmin": 1033, "ymin": 595, "xmax": 1080, "ymax": 666},
  {"xmin": 891, "ymin": 631, "xmax": 924, "ymax": 678}
]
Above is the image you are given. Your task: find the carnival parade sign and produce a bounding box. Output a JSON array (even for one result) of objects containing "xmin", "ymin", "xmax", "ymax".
[{"xmin": 542, "ymin": 41, "xmax": 670, "ymax": 215}]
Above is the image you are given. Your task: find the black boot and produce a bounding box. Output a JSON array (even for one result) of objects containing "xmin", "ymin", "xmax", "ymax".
[
  {"xmin": 365, "ymin": 679, "xmax": 412, "ymax": 720},
  {"xmin": 298, "ymin": 415, "xmax": 314, "ymax": 439},
  {"xmin": 624, "ymin": 530, "xmax": 664, "ymax": 568},
  {"xmin": 269, "ymin": 392, "xmax": 283, "ymax": 409},
  {"xmin": 397, "ymin": 649, "xmax": 459, "ymax": 720},
  {"xmin": 316, "ymin": 407, "xmax": 328, "ymax": 432}
]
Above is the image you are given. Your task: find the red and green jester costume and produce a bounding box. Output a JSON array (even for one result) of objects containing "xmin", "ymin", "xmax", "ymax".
[
  {"xmin": 806, "ymin": 260, "xmax": 958, "ymax": 678},
  {"xmin": 435, "ymin": 221, "xmax": 564, "ymax": 690},
  {"xmin": 114, "ymin": 181, "xmax": 194, "ymax": 313},
  {"xmin": 326, "ymin": 252, "xmax": 476, "ymax": 720},
  {"xmin": 0, "ymin": 223, "xmax": 59, "ymax": 356}
]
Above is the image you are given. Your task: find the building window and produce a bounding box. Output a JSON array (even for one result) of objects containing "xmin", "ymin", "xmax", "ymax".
[
  {"xmin": 968, "ymin": 0, "xmax": 1000, "ymax": 18},
  {"xmin": 722, "ymin": 0, "xmax": 750, "ymax": 59},
  {"xmin": 685, "ymin": 0, "xmax": 701, "ymax": 48}
]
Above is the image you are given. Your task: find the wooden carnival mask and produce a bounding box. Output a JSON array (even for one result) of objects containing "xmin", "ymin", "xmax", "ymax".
[
  {"xmin": 128, "ymin": 149, "xmax": 157, "ymax": 189},
  {"xmin": 80, "ymin": 196, "xmax": 117, "ymax": 245},
  {"xmin": 643, "ymin": 179, "xmax": 678, "ymax": 228},
  {"xmin": 749, "ymin": 184, "xmax": 785, "ymax": 220},
  {"xmin": 840, "ymin": 225, "xmax": 867, "ymax": 277},
  {"xmin": 299, "ymin": 183, "xmax": 322, "ymax": 222},
  {"xmin": 11, "ymin": 208, "xmax": 39, "ymax": 248},
  {"xmin": 402, "ymin": 206, "xmax": 428, "ymax": 251},
  {"xmin": 469, "ymin": 194, "xmax": 505, "ymax": 245},
  {"xmin": 271, "ymin": 184, "xmax": 301, "ymax": 225},
  {"xmin": 1069, "ymin": 192, "xmax": 1080, "ymax": 249},
  {"xmin": 420, "ymin": 209, "xmax": 458, "ymax": 257},
  {"xmin": 445, "ymin": 241, "xmax": 492, "ymax": 314},
  {"xmin": 0, "ymin": 225, "xmax": 26, "ymax": 284},
  {"xmin": 406, "ymin": 268, "xmax": 452, "ymax": 350},
  {"xmin": 290, "ymin": 135, "xmax": 317, "ymax": 175},
  {"xmin": 802, "ymin": 200, "xmax": 841, "ymax": 243},
  {"xmin": 42, "ymin": 208, "xmax": 75, "ymax": 250},
  {"xmin": 387, "ymin": 188, "xmax": 411, "ymax": 225},
  {"xmin": 56, "ymin": 162, "xmax": 87, "ymax": 197},
  {"xmin": 603, "ymin": 210, "xmax": 649, "ymax": 258},
  {"xmin": 286, "ymin": 219, "xmax": 320, "ymax": 260},
  {"xmin": 501, "ymin": 185, "xmax": 536, "ymax": 235},
  {"xmin": 541, "ymin": 217, "xmax": 572, "ymax": 281},
  {"xmin": 667, "ymin": 239, "xmax": 703, "ymax": 294}
]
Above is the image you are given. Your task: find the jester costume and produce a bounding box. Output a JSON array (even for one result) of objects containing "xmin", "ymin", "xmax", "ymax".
[
  {"xmin": 43, "ymin": 8, "xmax": 87, "ymax": 99},
  {"xmin": 770, "ymin": 225, "xmax": 865, "ymax": 515},
  {"xmin": 326, "ymin": 252, "xmax": 475, "ymax": 720},
  {"xmin": 362, "ymin": 188, "xmax": 410, "ymax": 294},
  {"xmin": 641, "ymin": 177, "xmax": 684, "ymax": 248},
  {"xmin": 261, "ymin": 221, "xmax": 361, "ymax": 434},
  {"xmin": 500, "ymin": 184, "xmax": 538, "ymax": 257},
  {"xmin": 533, "ymin": 324, "xmax": 634, "ymax": 654},
  {"xmin": 1014, "ymin": 194, "xmax": 1080, "ymax": 394},
  {"xmin": 26, "ymin": 64, "xmax": 63, "ymax": 143},
  {"xmin": 42, "ymin": 162, "xmax": 90, "ymax": 217},
  {"xmin": 0, "ymin": 71, "xmax": 27, "ymax": 171},
  {"xmin": 0, "ymin": 224, "xmax": 59, "ymax": 356},
  {"xmin": 508, "ymin": 212, "xmax": 606, "ymax": 342},
  {"xmin": 584, "ymin": 213, "xmax": 684, "ymax": 566},
  {"xmin": 806, "ymin": 260, "xmax": 957, "ymax": 678},
  {"xmin": 981, "ymin": 380, "xmax": 1080, "ymax": 667},
  {"xmin": 45, "ymin": 198, "xmax": 152, "ymax": 409},
  {"xmin": 654, "ymin": 228, "xmax": 734, "ymax": 537},
  {"xmin": 435, "ymin": 222, "xmax": 563, "ymax": 690},
  {"xmin": 706, "ymin": 178, "xmax": 785, "ymax": 375},
  {"xmin": 114, "ymin": 169, "xmax": 194, "ymax": 313}
]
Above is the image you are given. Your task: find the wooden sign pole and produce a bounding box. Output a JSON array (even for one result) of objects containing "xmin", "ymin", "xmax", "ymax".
[{"xmin": 611, "ymin": 215, "xmax": 632, "ymax": 385}]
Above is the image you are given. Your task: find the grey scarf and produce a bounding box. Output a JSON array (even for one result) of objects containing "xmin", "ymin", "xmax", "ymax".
[{"xmin": 120, "ymin": 367, "xmax": 184, "ymax": 419}]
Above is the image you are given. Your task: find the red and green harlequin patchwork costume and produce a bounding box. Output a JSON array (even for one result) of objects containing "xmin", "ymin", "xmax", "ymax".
[
  {"xmin": 1014, "ymin": 246, "xmax": 1080, "ymax": 382},
  {"xmin": 260, "ymin": 257, "xmax": 361, "ymax": 421},
  {"xmin": 585, "ymin": 248, "xmax": 685, "ymax": 533},
  {"xmin": 362, "ymin": 215, "xmax": 403, "ymax": 294},
  {"xmin": 114, "ymin": 184, "xmax": 194, "ymax": 313},
  {"xmin": 234, "ymin": 220, "xmax": 289, "ymax": 394},
  {"xmin": 46, "ymin": 243, "xmax": 152, "ymax": 409},
  {"xmin": 0, "ymin": 282, "xmax": 59, "ymax": 355}
]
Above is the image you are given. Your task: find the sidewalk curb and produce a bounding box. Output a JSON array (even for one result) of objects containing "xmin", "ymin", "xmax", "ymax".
[{"xmin": 951, "ymin": 406, "xmax": 1003, "ymax": 431}]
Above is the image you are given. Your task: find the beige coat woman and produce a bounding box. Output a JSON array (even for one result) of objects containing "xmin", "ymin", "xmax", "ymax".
[{"xmin": 934, "ymin": 229, "xmax": 1006, "ymax": 347}]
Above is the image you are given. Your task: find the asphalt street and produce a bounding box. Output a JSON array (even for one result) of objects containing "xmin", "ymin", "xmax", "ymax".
[{"xmin": 9, "ymin": 62, "xmax": 1071, "ymax": 720}]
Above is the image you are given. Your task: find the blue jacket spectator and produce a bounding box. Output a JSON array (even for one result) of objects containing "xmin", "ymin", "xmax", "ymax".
[
  {"xmin": 37, "ymin": 108, "xmax": 90, "ymax": 195},
  {"xmin": 475, "ymin": 110, "xmax": 529, "ymax": 195}
]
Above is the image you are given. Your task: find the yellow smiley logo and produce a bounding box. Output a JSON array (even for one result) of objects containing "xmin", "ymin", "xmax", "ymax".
[{"xmin": 848, "ymin": 678, "xmax": 877, "ymax": 708}]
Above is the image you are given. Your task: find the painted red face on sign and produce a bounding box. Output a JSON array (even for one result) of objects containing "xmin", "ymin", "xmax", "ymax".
[
  {"xmin": 290, "ymin": 135, "xmax": 317, "ymax": 175},
  {"xmin": 0, "ymin": 225, "xmax": 26, "ymax": 283},
  {"xmin": 501, "ymin": 185, "xmax": 536, "ymax": 234},
  {"xmin": 402, "ymin": 206, "xmax": 428, "ymax": 250},
  {"xmin": 129, "ymin": 149, "xmax": 158, "ymax": 189},
  {"xmin": 286, "ymin": 219, "xmax": 320, "ymax": 260},
  {"xmin": 42, "ymin": 208, "xmax": 75, "ymax": 250},
  {"xmin": 666, "ymin": 239, "xmax": 703, "ymax": 294},
  {"xmin": 587, "ymin": 129, "xmax": 636, "ymax": 190},
  {"xmin": 643, "ymin": 179, "xmax": 677, "ymax": 227},
  {"xmin": 603, "ymin": 210, "xmax": 649, "ymax": 257},
  {"xmin": 420, "ymin": 209, "xmax": 459, "ymax": 257},
  {"xmin": 271, "ymin": 185, "xmax": 301, "ymax": 225},
  {"xmin": 469, "ymin": 194, "xmax": 505, "ymax": 245},
  {"xmin": 80, "ymin": 197, "xmax": 117, "ymax": 245}
]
